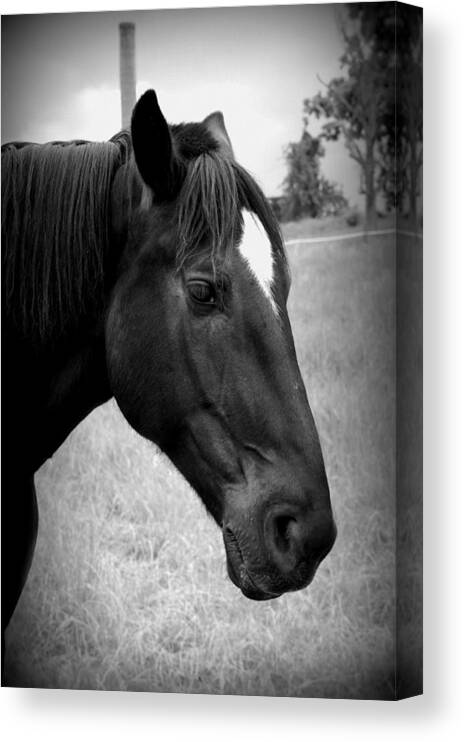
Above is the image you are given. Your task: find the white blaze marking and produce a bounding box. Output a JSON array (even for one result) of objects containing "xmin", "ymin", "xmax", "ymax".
[{"xmin": 238, "ymin": 210, "xmax": 277, "ymax": 313}]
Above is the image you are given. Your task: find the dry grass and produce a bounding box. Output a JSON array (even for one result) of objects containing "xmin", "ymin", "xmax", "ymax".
[{"xmin": 6, "ymin": 222, "xmax": 398, "ymax": 698}]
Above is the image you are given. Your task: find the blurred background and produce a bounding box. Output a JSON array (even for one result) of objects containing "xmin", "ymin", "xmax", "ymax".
[
  {"xmin": 2, "ymin": 3, "xmax": 422, "ymax": 698},
  {"xmin": 2, "ymin": 6, "xmax": 361, "ymax": 208}
]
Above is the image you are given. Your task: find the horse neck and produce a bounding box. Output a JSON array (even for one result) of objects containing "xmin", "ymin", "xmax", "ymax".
[
  {"xmin": 41, "ymin": 160, "xmax": 143, "ymax": 454},
  {"xmin": 2, "ymin": 139, "xmax": 142, "ymax": 472},
  {"xmin": 41, "ymin": 160, "xmax": 145, "ymax": 462}
]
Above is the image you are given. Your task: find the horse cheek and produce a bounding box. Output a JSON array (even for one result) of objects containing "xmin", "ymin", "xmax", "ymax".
[{"xmin": 105, "ymin": 289, "xmax": 179, "ymax": 444}]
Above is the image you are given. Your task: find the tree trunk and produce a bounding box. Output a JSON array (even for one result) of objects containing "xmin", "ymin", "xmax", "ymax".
[
  {"xmin": 365, "ymin": 140, "xmax": 377, "ymax": 230},
  {"xmin": 409, "ymin": 134, "xmax": 418, "ymax": 229}
]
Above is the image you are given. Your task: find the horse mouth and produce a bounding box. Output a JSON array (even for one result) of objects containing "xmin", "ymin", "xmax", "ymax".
[
  {"xmin": 223, "ymin": 526, "xmax": 282, "ymax": 601},
  {"xmin": 226, "ymin": 559, "xmax": 282, "ymax": 601}
]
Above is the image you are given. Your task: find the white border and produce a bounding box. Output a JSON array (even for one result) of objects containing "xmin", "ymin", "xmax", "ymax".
[{"xmin": 2, "ymin": 0, "xmax": 464, "ymax": 740}]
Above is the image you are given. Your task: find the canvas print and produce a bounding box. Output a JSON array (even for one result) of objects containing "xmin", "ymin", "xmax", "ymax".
[{"xmin": 1, "ymin": 2, "xmax": 423, "ymax": 699}]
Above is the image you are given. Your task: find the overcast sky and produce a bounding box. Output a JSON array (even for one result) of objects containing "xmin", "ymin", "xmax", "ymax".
[{"xmin": 1, "ymin": 5, "xmax": 361, "ymax": 204}]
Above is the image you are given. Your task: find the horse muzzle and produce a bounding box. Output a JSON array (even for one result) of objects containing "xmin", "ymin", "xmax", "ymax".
[{"xmin": 222, "ymin": 503, "xmax": 337, "ymax": 601}]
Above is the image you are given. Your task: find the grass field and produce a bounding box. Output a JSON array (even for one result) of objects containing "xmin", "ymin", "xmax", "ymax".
[{"xmin": 6, "ymin": 221, "xmax": 398, "ymax": 698}]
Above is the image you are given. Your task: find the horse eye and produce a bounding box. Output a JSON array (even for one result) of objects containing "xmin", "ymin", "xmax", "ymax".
[{"xmin": 188, "ymin": 280, "xmax": 216, "ymax": 305}]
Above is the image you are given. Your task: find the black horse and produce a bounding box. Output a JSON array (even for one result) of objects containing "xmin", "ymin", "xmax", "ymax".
[{"xmin": 2, "ymin": 90, "xmax": 336, "ymax": 658}]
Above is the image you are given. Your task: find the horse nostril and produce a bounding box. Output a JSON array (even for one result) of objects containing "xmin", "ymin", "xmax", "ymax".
[
  {"xmin": 265, "ymin": 508, "xmax": 304, "ymax": 574},
  {"xmin": 273, "ymin": 514, "xmax": 297, "ymax": 554},
  {"xmin": 266, "ymin": 505, "xmax": 336, "ymax": 576}
]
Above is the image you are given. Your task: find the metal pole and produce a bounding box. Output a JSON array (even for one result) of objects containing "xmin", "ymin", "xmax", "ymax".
[{"xmin": 119, "ymin": 22, "xmax": 136, "ymax": 130}]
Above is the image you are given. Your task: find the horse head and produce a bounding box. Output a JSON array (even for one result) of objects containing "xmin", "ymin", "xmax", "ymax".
[{"xmin": 106, "ymin": 90, "xmax": 336, "ymax": 600}]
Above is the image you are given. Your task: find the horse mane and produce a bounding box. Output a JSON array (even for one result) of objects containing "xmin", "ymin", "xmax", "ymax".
[
  {"xmin": 2, "ymin": 132, "xmax": 131, "ymax": 344},
  {"xmin": 2, "ymin": 122, "xmax": 284, "ymax": 346}
]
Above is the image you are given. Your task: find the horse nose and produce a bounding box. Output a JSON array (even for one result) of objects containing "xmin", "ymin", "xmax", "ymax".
[{"xmin": 264, "ymin": 504, "xmax": 336, "ymax": 576}]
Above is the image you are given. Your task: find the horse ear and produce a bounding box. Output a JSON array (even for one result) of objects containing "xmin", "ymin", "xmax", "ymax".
[
  {"xmin": 131, "ymin": 90, "xmax": 183, "ymax": 202},
  {"xmin": 203, "ymin": 111, "xmax": 234, "ymax": 158}
]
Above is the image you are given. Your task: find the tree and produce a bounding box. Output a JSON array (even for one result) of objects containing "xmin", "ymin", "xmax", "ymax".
[
  {"xmin": 302, "ymin": 4, "xmax": 422, "ymax": 229},
  {"xmin": 281, "ymin": 130, "xmax": 347, "ymax": 222},
  {"xmin": 304, "ymin": 24, "xmax": 390, "ymax": 229},
  {"xmin": 397, "ymin": 7, "xmax": 423, "ymax": 225},
  {"xmin": 348, "ymin": 3, "xmax": 423, "ymax": 224},
  {"xmin": 286, "ymin": 5, "xmax": 422, "ymax": 228}
]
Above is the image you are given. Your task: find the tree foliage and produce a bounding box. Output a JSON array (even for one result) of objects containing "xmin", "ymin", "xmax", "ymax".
[
  {"xmin": 304, "ymin": 18, "xmax": 390, "ymax": 228},
  {"xmin": 298, "ymin": 3, "xmax": 422, "ymax": 227},
  {"xmin": 349, "ymin": 2, "xmax": 423, "ymax": 221},
  {"xmin": 281, "ymin": 131, "xmax": 347, "ymax": 222}
]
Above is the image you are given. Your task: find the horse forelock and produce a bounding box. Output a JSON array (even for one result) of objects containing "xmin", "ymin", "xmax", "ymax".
[
  {"xmin": 176, "ymin": 151, "xmax": 239, "ymax": 268},
  {"xmin": 172, "ymin": 134, "xmax": 287, "ymax": 281},
  {"xmin": 108, "ymin": 122, "xmax": 287, "ymax": 288}
]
